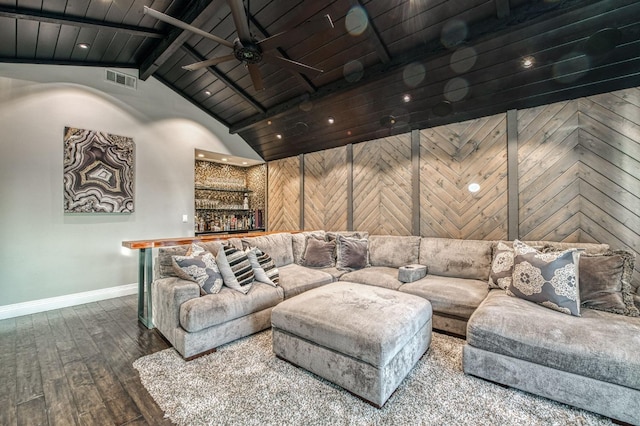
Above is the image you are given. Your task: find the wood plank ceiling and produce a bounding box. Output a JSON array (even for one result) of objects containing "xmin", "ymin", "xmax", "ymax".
[{"xmin": 1, "ymin": 0, "xmax": 639, "ymax": 161}]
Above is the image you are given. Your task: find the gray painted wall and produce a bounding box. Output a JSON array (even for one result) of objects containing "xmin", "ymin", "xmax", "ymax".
[{"xmin": 0, "ymin": 63, "xmax": 261, "ymax": 307}]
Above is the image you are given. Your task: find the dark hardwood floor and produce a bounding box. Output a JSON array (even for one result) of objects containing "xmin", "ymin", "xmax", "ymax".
[{"xmin": 0, "ymin": 295, "xmax": 173, "ymax": 426}]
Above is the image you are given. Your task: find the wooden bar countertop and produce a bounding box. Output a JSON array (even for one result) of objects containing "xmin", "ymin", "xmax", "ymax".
[{"xmin": 122, "ymin": 231, "xmax": 289, "ymax": 250}]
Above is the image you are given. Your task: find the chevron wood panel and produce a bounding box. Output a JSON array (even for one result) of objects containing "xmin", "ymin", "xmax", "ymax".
[
  {"xmin": 303, "ymin": 146, "xmax": 348, "ymax": 231},
  {"xmin": 578, "ymin": 88, "xmax": 640, "ymax": 290},
  {"xmin": 518, "ymin": 100, "xmax": 582, "ymax": 240},
  {"xmin": 419, "ymin": 113, "xmax": 508, "ymax": 240},
  {"xmin": 353, "ymin": 134, "xmax": 412, "ymax": 235},
  {"xmin": 267, "ymin": 156, "xmax": 300, "ymax": 231}
]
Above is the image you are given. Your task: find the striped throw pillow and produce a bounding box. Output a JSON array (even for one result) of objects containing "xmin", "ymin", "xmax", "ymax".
[
  {"xmin": 216, "ymin": 244, "xmax": 254, "ymax": 294},
  {"xmin": 246, "ymin": 247, "xmax": 280, "ymax": 286}
]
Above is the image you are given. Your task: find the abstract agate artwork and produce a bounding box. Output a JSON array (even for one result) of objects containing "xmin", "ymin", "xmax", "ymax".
[{"xmin": 63, "ymin": 127, "xmax": 135, "ymax": 213}]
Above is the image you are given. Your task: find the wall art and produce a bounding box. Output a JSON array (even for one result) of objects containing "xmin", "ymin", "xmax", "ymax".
[{"xmin": 63, "ymin": 127, "xmax": 135, "ymax": 213}]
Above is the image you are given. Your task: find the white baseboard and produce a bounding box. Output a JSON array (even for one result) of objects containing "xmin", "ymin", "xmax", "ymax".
[{"xmin": 0, "ymin": 283, "xmax": 138, "ymax": 320}]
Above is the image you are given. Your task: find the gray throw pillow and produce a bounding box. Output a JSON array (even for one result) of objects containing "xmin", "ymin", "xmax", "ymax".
[
  {"xmin": 579, "ymin": 250, "xmax": 639, "ymax": 316},
  {"xmin": 216, "ymin": 244, "xmax": 254, "ymax": 294},
  {"xmin": 171, "ymin": 244, "xmax": 223, "ymax": 295},
  {"xmin": 508, "ymin": 240, "xmax": 581, "ymax": 316},
  {"xmin": 300, "ymin": 237, "xmax": 336, "ymax": 268},
  {"xmin": 245, "ymin": 247, "xmax": 280, "ymax": 286},
  {"xmin": 336, "ymin": 235, "xmax": 369, "ymax": 271}
]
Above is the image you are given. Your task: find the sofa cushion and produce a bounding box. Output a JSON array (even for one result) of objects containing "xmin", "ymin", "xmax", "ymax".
[
  {"xmin": 400, "ymin": 275, "xmax": 489, "ymax": 320},
  {"xmin": 341, "ymin": 266, "xmax": 404, "ymax": 290},
  {"xmin": 300, "ymin": 237, "xmax": 336, "ymax": 268},
  {"xmin": 216, "ymin": 245, "xmax": 254, "ymax": 294},
  {"xmin": 467, "ymin": 290, "xmax": 640, "ymax": 390},
  {"xmin": 277, "ymin": 263, "xmax": 334, "ymax": 299},
  {"xmin": 336, "ymin": 235, "xmax": 369, "ymax": 270},
  {"xmin": 579, "ymin": 250, "xmax": 638, "ymax": 317},
  {"xmin": 419, "ymin": 238, "xmax": 492, "ymax": 281},
  {"xmin": 157, "ymin": 245, "xmax": 190, "ymax": 278},
  {"xmin": 368, "ymin": 235, "xmax": 420, "ymax": 268},
  {"xmin": 241, "ymin": 233, "xmax": 294, "ymax": 267},
  {"xmin": 509, "ymin": 240, "xmax": 580, "ymax": 316},
  {"xmin": 179, "ymin": 282, "xmax": 284, "ymax": 333}
]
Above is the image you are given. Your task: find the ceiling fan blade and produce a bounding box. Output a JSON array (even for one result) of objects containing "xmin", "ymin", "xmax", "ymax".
[
  {"xmin": 262, "ymin": 53, "xmax": 323, "ymax": 76},
  {"xmin": 247, "ymin": 63, "xmax": 264, "ymax": 91},
  {"xmin": 257, "ymin": 14, "xmax": 334, "ymax": 52},
  {"xmin": 182, "ymin": 54, "xmax": 237, "ymax": 71},
  {"xmin": 144, "ymin": 6, "xmax": 234, "ymax": 48},
  {"xmin": 227, "ymin": 0, "xmax": 252, "ymax": 42}
]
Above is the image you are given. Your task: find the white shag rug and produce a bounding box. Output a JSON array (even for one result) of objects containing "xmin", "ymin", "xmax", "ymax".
[{"xmin": 133, "ymin": 331, "xmax": 612, "ymax": 426}]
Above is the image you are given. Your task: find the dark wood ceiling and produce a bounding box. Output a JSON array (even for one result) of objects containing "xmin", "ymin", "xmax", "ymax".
[{"xmin": 2, "ymin": 0, "xmax": 639, "ymax": 161}]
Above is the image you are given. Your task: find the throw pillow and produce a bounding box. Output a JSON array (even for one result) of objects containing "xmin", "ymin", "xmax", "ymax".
[
  {"xmin": 578, "ymin": 250, "xmax": 639, "ymax": 316},
  {"xmin": 508, "ymin": 240, "xmax": 581, "ymax": 316},
  {"xmin": 336, "ymin": 234, "xmax": 369, "ymax": 271},
  {"xmin": 171, "ymin": 244, "xmax": 223, "ymax": 295},
  {"xmin": 245, "ymin": 247, "xmax": 280, "ymax": 286},
  {"xmin": 216, "ymin": 244, "xmax": 254, "ymax": 294},
  {"xmin": 300, "ymin": 237, "xmax": 336, "ymax": 268},
  {"xmin": 488, "ymin": 242, "xmax": 514, "ymax": 290}
]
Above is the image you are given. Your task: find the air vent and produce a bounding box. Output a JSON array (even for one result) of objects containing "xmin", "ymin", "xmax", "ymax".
[{"xmin": 106, "ymin": 70, "xmax": 137, "ymax": 89}]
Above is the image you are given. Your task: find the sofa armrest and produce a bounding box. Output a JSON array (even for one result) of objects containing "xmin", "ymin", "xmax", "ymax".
[{"xmin": 151, "ymin": 277, "xmax": 200, "ymax": 345}]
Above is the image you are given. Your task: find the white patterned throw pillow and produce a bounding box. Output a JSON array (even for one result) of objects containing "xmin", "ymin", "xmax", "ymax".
[
  {"xmin": 171, "ymin": 244, "xmax": 224, "ymax": 295},
  {"xmin": 508, "ymin": 240, "xmax": 581, "ymax": 316}
]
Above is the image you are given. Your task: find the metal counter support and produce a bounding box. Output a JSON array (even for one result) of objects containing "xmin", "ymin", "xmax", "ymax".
[{"xmin": 137, "ymin": 248, "xmax": 154, "ymax": 328}]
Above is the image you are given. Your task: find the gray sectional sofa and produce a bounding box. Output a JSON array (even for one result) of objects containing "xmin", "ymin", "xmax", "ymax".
[{"xmin": 150, "ymin": 231, "xmax": 640, "ymax": 424}]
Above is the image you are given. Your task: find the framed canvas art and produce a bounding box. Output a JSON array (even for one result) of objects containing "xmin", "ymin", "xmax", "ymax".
[{"xmin": 63, "ymin": 127, "xmax": 135, "ymax": 213}]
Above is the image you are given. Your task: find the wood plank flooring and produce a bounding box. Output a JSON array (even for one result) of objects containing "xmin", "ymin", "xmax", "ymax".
[{"xmin": 0, "ymin": 295, "xmax": 173, "ymax": 426}]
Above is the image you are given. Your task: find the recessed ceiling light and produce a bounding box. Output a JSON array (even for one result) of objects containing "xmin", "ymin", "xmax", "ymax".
[
  {"xmin": 347, "ymin": 130, "xmax": 352, "ymax": 136},
  {"xmin": 468, "ymin": 183, "xmax": 481, "ymax": 193},
  {"xmin": 327, "ymin": 116, "xmax": 335, "ymax": 124},
  {"xmin": 221, "ymin": 158, "xmax": 228, "ymax": 162},
  {"xmin": 204, "ymin": 90, "xmax": 212, "ymax": 96},
  {"xmin": 77, "ymin": 43, "xmax": 90, "ymax": 49},
  {"xmin": 242, "ymin": 161, "xmax": 248, "ymax": 165},
  {"xmin": 197, "ymin": 153, "xmax": 205, "ymax": 158},
  {"xmin": 521, "ymin": 56, "xmax": 535, "ymax": 69},
  {"xmin": 403, "ymin": 94, "xmax": 411, "ymax": 103},
  {"xmin": 276, "ymin": 134, "xmax": 282, "ymax": 139},
  {"xmin": 267, "ymin": 120, "xmax": 272, "ymax": 125}
]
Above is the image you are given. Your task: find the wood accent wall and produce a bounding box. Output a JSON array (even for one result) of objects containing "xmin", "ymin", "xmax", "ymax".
[
  {"xmin": 353, "ymin": 134, "xmax": 413, "ymax": 235},
  {"xmin": 420, "ymin": 114, "xmax": 508, "ymax": 240},
  {"xmin": 267, "ymin": 156, "xmax": 300, "ymax": 231},
  {"xmin": 303, "ymin": 147, "xmax": 349, "ymax": 231},
  {"xmin": 266, "ymin": 87, "xmax": 640, "ymax": 288}
]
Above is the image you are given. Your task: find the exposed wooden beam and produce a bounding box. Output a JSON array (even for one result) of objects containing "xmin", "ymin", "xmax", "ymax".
[
  {"xmin": 153, "ymin": 73, "xmax": 231, "ymax": 127},
  {"xmin": 495, "ymin": 0, "xmax": 511, "ymax": 19},
  {"xmin": 248, "ymin": 15, "xmax": 317, "ymax": 93},
  {"xmin": 0, "ymin": 6, "xmax": 164, "ymax": 38},
  {"xmin": 355, "ymin": 0, "xmax": 391, "ymax": 64},
  {"xmin": 180, "ymin": 44, "xmax": 266, "ymax": 114},
  {"xmin": 139, "ymin": 0, "xmax": 225, "ymax": 81}
]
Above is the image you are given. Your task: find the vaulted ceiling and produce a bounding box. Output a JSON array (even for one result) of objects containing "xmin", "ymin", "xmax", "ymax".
[{"xmin": 1, "ymin": 0, "xmax": 639, "ymax": 161}]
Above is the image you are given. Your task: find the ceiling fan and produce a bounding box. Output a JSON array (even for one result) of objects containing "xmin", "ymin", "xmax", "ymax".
[{"xmin": 144, "ymin": 0, "xmax": 334, "ymax": 91}]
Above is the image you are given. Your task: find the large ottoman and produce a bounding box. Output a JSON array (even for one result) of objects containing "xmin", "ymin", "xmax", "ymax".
[{"xmin": 271, "ymin": 281, "xmax": 433, "ymax": 407}]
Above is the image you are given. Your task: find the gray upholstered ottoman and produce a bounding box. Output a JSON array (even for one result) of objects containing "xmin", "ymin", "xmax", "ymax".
[{"xmin": 271, "ymin": 281, "xmax": 432, "ymax": 407}]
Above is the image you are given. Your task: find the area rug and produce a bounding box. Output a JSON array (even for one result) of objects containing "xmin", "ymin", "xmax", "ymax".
[{"xmin": 133, "ymin": 331, "xmax": 612, "ymax": 425}]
